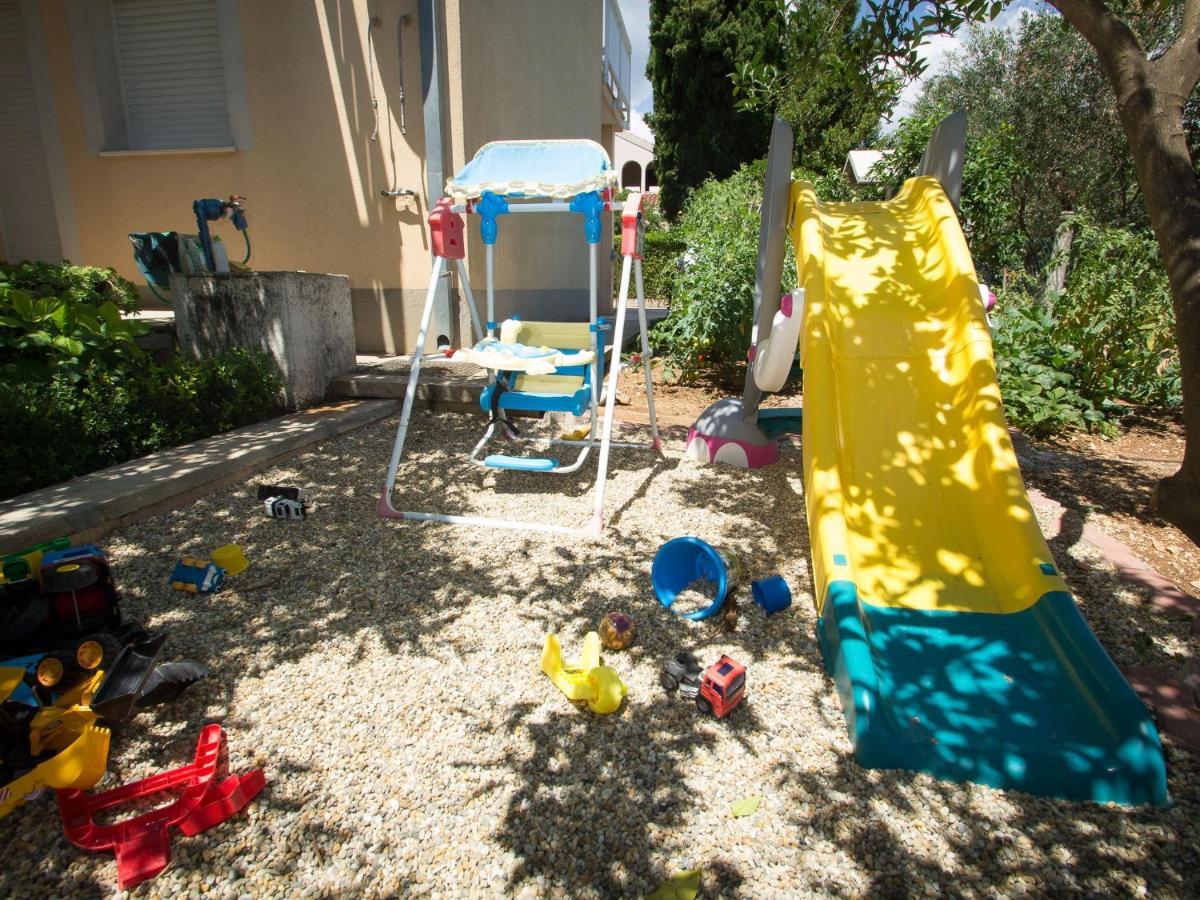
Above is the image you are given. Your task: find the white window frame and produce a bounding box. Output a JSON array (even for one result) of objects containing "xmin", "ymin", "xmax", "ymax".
[{"xmin": 65, "ymin": 0, "xmax": 252, "ymax": 155}]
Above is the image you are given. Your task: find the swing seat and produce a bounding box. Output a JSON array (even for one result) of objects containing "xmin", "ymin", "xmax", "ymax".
[
  {"xmin": 477, "ymin": 319, "xmax": 605, "ymax": 417},
  {"xmin": 484, "ymin": 454, "xmax": 560, "ymax": 471}
]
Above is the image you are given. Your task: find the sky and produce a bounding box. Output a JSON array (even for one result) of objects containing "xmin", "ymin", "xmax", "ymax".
[
  {"xmin": 884, "ymin": 0, "xmax": 1046, "ymax": 128},
  {"xmin": 616, "ymin": 0, "xmax": 655, "ymax": 140},
  {"xmin": 615, "ymin": 0, "xmax": 1047, "ymax": 143}
]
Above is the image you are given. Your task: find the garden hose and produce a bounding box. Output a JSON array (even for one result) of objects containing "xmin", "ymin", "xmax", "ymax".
[{"xmin": 240, "ymin": 230, "xmax": 252, "ymax": 265}]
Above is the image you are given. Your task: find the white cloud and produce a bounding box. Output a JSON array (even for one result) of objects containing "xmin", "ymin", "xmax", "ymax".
[{"xmin": 629, "ymin": 109, "xmax": 654, "ymax": 142}]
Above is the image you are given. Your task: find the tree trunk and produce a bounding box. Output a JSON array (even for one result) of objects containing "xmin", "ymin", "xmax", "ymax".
[
  {"xmin": 1114, "ymin": 77, "xmax": 1200, "ymax": 540},
  {"xmin": 1042, "ymin": 211, "xmax": 1075, "ymax": 302}
]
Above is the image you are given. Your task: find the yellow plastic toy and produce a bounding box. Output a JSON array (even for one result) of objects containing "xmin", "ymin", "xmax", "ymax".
[
  {"xmin": 540, "ymin": 632, "xmax": 627, "ymax": 714},
  {"xmin": 0, "ymin": 667, "xmax": 110, "ymax": 819}
]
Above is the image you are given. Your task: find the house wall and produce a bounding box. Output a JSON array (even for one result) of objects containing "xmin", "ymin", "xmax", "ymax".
[
  {"xmin": 613, "ymin": 131, "xmax": 654, "ymax": 192},
  {"xmin": 445, "ymin": 0, "xmax": 610, "ymax": 324},
  {"xmin": 28, "ymin": 0, "xmax": 607, "ymax": 356}
]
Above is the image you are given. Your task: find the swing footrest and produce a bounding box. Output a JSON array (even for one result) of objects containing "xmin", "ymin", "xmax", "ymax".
[{"xmin": 484, "ymin": 454, "xmax": 560, "ymax": 472}]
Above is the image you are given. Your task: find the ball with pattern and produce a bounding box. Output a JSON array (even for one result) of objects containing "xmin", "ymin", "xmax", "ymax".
[{"xmin": 599, "ymin": 612, "xmax": 635, "ymax": 650}]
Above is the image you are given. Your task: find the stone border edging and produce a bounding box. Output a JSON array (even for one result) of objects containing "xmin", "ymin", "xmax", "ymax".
[{"xmin": 0, "ymin": 399, "xmax": 399, "ymax": 552}]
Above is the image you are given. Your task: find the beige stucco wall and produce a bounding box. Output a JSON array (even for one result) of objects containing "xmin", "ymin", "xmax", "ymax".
[
  {"xmin": 445, "ymin": 0, "xmax": 611, "ymax": 322},
  {"xmin": 41, "ymin": 0, "xmax": 433, "ymax": 354},
  {"xmin": 33, "ymin": 0, "xmax": 610, "ymax": 353}
]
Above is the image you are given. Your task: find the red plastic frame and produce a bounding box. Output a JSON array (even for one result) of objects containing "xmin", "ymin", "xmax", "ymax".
[
  {"xmin": 621, "ymin": 192, "xmax": 645, "ymax": 259},
  {"xmin": 57, "ymin": 724, "xmax": 265, "ymax": 890}
]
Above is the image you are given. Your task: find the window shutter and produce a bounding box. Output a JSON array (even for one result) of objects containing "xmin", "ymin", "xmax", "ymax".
[{"xmin": 112, "ymin": 0, "xmax": 232, "ymax": 150}]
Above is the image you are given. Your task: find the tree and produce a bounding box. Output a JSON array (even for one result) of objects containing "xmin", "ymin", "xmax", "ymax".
[
  {"xmin": 734, "ymin": 0, "xmax": 902, "ymax": 172},
  {"xmin": 646, "ymin": 0, "xmax": 780, "ymax": 218},
  {"xmin": 912, "ymin": 17, "xmax": 1142, "ymax": 268},
  {"xmin": 739, "ymin": 0, "xmax": 1200, "ymax": 541}
]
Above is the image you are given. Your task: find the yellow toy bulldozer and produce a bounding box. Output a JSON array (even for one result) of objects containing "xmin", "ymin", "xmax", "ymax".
[{"xmin": 0, "ymin": 665, "xmax": 110, "ymax": 818}]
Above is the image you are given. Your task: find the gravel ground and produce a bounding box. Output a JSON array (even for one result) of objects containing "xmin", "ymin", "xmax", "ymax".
[{"xmin": 2, "ymin": 409, "xmax": 1198, "ymax": 898}]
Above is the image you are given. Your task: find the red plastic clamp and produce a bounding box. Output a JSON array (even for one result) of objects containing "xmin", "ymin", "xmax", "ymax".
[
  {"xmin": 621, "ymin": 192, "xmax": 645, "ymax": 259},
  {"xmin": 57, "ymin": 724, "xmax": 265, "ymax": 890}
]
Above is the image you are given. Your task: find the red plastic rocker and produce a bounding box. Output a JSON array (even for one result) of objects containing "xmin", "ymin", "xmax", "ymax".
[{"xmin": 56, "ymin": 724, "xmax": 265, "ymax": 890}]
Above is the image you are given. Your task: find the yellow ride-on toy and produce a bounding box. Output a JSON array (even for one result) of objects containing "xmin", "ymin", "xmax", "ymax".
[{"xmin": 541, "ymin": 632, "xmax": 627, "ymax": 714}]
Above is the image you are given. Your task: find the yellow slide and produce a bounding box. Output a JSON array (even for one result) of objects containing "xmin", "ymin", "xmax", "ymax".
[{"xmin": 794, "ymin": 176, "xmax": 1168, "ymax": 805}]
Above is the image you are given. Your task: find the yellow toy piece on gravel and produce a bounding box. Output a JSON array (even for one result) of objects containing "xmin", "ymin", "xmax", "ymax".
[
  {"xmin": 0, "ymin": 667, "xmax": 111, "ymax": 819},
  {"xmin": 541, "ymin": 632, "xmax": 627, "ymax": 714}
]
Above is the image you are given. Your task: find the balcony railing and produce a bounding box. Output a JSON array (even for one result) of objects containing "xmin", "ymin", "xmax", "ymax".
[{"xmin": 603, "ymin": 0, "xmax": 631, "ymax": 128}]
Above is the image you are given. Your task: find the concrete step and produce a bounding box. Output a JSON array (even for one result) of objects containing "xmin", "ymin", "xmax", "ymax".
[
  {"xmin": 332, "ymin": 356, "xmax": 485, "ymax": 406},
  {"xmin": 333, "ymin": 308, "xmax": 669, "ymax": 404}
]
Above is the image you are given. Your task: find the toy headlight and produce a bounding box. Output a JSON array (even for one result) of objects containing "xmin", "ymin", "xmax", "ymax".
[
  {"xmin": 76, "ymin": 640, "xmax": 104, "ymax": 670},
  {"xmin": 36, "ymin": 657, "xmax": 64, "ymax": 688}
]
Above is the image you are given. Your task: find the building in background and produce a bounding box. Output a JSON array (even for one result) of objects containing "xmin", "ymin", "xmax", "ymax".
[
  {"xmin": 842, "ymin": 149, "xmax": 888, "ymax": 187},
  {"xmin": 0, "ymin": 0, "xmax": 633, "ymax": 355},
  {"xmin": 613, "ymin": 130, "xmax": 657, "ymax": 194}
]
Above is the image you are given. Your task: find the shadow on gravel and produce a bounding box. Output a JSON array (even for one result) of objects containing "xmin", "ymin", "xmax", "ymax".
[
  {"xmin": 772, "ymin": 750, "xmax": 1200, "ymax": 896},
  {"xmin": 7, "ymin": 409, "xmax": 1195, "ymax": 896},
  {"xmin": 488, "ymin": 695, "xmax": 757, "ymax": 896},
  {"xmin": 1012, "ymin": 430, "xmax": 1170, "ymax": 537}
]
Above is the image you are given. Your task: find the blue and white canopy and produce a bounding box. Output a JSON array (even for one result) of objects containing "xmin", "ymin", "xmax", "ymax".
[{"xmin": 445, "ymin": 139, "xmax": 617, "ymax": 201}]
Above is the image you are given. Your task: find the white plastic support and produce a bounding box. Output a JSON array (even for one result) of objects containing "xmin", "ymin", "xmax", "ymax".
[
  {"xmin": 634, "ymin": 257, "xmax": 660, "ymax": 447},
  {"xmin": 589, "ymin": 252, "xmax": 633, "ymax": 535},
  {"xmin": 485, "ymin": 243, "xmax": 495, "ymax": 339}
]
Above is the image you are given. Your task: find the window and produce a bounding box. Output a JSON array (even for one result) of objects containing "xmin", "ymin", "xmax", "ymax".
[
  {"xmin": 65, "ymin": 0, "xmax": 251, "ymax": 153},
  {"xmin": 621, "ymin": 160, "xmax": 641, "ymax": 190},
  {"xmin": 112, "ymin": 0, "xmax": 232, "ymax": 150}
]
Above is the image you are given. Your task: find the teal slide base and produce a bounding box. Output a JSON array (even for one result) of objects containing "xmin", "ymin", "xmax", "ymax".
[{"xmin": 817, "ymin": 581, "xmax": 1170, "ymax": 806}]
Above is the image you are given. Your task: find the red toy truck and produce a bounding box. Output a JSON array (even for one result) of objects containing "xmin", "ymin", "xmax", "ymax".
[{"xmin": 660, "ymin": 652, "xmax": 746, "ymax": 718}]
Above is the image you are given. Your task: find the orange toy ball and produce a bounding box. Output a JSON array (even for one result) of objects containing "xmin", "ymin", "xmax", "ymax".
[{"xmin": 598, "ymin": 612, "xmax": 635, "ymax": 650}]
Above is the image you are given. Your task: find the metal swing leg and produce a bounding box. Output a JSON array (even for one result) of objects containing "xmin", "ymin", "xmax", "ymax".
[{"xmin": 378, "ymin": 257, "xmax": 446, "ymax": 518}]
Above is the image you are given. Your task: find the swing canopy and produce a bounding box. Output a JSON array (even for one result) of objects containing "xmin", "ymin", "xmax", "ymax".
[{"xmin": 445, "ymin": 139, "xmax": 617, "ymax": 201}]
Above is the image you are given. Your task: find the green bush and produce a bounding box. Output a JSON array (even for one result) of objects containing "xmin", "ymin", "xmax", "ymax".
[
  {"xmin": 1053, "ymin": 214, "xmax": 1180, "ymax": 407},
  {"xmin": 991, "ymin": 299, "xmax": 1112, "ymax": 439},
  {"xmin": 989, "ymin": 215, "xmax": 1181, "ymax": 438},
  {"xmin": 0, "ymin": 260, "xmax": 139, "ymax": 313},
  {"xmin": 1, "ymin": 262, "xmax": 148, "ymax": 383},
  {"xmin": 614, "ymin": 230, "xmax": 686, "ymax": 304},
  {"xmin": 0, "ymin": 349, "xmax": 283, "ymax": 500},
  {"xmin": 650, "ymin": 160, "xmax": 797, "ymax": 378}
]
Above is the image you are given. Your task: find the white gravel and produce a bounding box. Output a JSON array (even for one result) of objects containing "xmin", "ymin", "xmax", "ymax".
[{"xmin": 1, "ymin": 409, "xmax": 1197, "ymax": 898}]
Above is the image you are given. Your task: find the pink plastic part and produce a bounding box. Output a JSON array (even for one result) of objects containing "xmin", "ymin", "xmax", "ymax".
[
  {"xmin": 747, "ymin": 346, "xmax": 757, "ymax": 362},
  {"xmin": 428, "ymin": 198, "xmax": 466, "ymax": 259},
  {"xmin": 56, "ymin": 724, "xmax": 264, "ymax": 891},
  {"xmin": 377, "ymin": 490, "xmax": 405, "ymax": 519},
  {"xmin": 779, "ymin": 292, "xmax": 793, "ymax": 317},
  {"xmin": 686, "ymin": 428, "xmax": 780, "ymax": 469},
  {"xmin": 621, "ymin": 193, "xmax": 644, "ymax": 259}
]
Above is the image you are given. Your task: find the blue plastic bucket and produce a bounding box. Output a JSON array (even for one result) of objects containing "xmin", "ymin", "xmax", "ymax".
[
  {"xmin": 651, "ymin": 537, "xmax": 739, "ymax": 621},
  {"xmin": 752, "ymin": 575, "xmax": 792, "ymax": 615}
]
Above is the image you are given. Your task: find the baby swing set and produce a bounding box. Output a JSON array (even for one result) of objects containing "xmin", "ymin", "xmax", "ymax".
[{"xmin": 377, "ymin": 140, "xmax": 661, "ymax": 537}]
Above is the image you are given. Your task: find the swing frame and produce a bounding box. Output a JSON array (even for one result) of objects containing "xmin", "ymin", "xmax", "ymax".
[{"xmin": 377, "ymin": 179, "xmax": 660, "ymax": 538}]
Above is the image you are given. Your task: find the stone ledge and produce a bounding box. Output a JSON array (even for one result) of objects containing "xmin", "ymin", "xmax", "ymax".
[{"xmin": 0, "ymin": 400, "xmax": 398, "ymax": 552}]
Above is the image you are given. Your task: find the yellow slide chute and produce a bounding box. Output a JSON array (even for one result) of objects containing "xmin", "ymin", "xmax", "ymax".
[{"xmin": 794, "ymin": 176, "xmax": 1065, "ymax": 616}]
